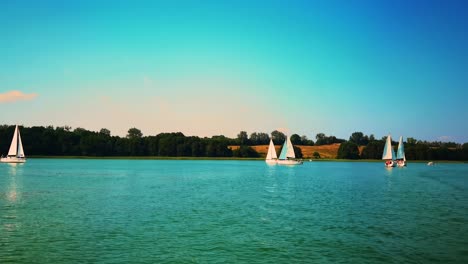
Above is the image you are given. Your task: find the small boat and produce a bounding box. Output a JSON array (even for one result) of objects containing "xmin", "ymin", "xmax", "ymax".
[
  {"xmin": 396, "ymin": 136, "xmax": 407, "ymax": 167},
  {"xmin": 382, "ymin": 134, "xmax": 396, "ymax": 167},
  {"xmin": 265, "ymin": 139, "xmax": 277, "ymax": 164},
  {"xmin": 427, "ymin": 161, "xmax": 434, "ymax": 166},
  {"xmin": 1, "ymin": 125, "xmax": 26, "ymax": 163},
  {"xmin": 277, "ymin": 135, "xmax": 303, "ymax": 165}
]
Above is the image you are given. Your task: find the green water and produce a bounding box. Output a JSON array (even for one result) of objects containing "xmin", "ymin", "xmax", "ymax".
[{"xmin": 1, "ymin": 160, "xmax": 467, "ymax": 263}]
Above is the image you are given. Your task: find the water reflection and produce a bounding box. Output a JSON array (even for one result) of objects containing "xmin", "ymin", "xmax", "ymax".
[
  {"xmin": 260, "ymin": 165, "xmax": 279, "ymax": 223},
  {"xmin": 5, "ymin": 163, "xmax": 23, "ymax": 202},
  {"xmin": 263, "ymin": 165, "xmax": 278, "ymax": 195},
  {"xmin": 384, "ymin": 167, "xmax": 394, "ymax": 176},
  {"xmin": 7, "ymin": 162, "xmax": 25, "ymax": 174},
  {"xmin": 7, "ymin": 177, "xmax": 18, "ymax": 202},
  {"xmin": 1, "ymin": 163, "xmax": 23, "ymax": 240}
]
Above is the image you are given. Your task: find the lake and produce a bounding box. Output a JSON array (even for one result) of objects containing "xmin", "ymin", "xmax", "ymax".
[{"xmin": 1, "ymin": 159, "xmax": 467, "ymax": 263}]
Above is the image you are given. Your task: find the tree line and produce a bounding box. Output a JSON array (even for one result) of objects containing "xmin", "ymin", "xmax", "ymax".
[
  {"xmin": 337, "ymin": 132, "xmax": 468, "ymax": 161},
  {"xmin": 0, "ymin": 126, "xmax": 316, "ymax": 158},
  {"xmin": 0, "ymin": 126, "xmax": 235, "ymax": 157},
  {"xmin": 0, "ymin": 125, "xmax": 466, "ymax": 160}
]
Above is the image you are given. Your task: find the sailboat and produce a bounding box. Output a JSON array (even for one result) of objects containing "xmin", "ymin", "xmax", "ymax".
[
  {"xmin": 396, "ymin": 136, "xmax": 406, "ymax": 167},
  {"xmin": 1, "ymin": 125, "xmax": 26, "ymax": 163},
  {"xmin": 277, "ymin": 135, "xmax": 303, "ymax": 165},
  {"xmin": 265, "ymin": 139, "xmax": 278, "ymax": 164},
  {"xmin": 382, "ymin": 134, "xmax": 395, "ymax": 167}
]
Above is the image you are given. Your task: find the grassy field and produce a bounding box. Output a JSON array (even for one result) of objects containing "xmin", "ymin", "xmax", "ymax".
[{"xmin": 243, "ymin": 144, "xmax": 342, "ymax": 159}]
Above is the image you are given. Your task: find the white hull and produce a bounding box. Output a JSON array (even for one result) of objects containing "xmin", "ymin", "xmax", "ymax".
[
  {"xmin": 396, "ymin": 160, "xmax": 406, "ymax": 167},
  {"xmin": 265, "ymin": 159, "xmax": 277, "ymax": 165},
  {"xmin": 277, "ymin": 159, "xmax": 303, "ymax": 165},
  {"xmin": 384, "ymin": 160, "xmax": 395, "ymax": 167},
  {"xmin": 1, "ymin": 157, "xmax": 26, "ymax": 163}
]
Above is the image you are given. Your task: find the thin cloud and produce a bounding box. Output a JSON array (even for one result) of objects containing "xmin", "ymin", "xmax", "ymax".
[{"xmin": 0, "ymin": 90, "xmax": 38, "ymax": 103}]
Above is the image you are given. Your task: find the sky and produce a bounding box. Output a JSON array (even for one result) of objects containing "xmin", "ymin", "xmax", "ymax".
[{"xmin": 1, "ymin": 0, "xmax": 467, "ymax": 142}]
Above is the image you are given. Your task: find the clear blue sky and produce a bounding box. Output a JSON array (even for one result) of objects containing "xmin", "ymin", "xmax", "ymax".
[{"xmin": 1, "ymin": 0, "xmax": 467, "ymax": 142}]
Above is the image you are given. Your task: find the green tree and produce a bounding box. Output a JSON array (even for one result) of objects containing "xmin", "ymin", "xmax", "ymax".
[
  {"xmin": 413, "ymin": 143, "xmax": 429, "ymax": 160},
  {"xmin": 232, "ymin": 145, "xmax": 259, "ymax": 157},
  {"xmin": 361, "ymin": 141, "xmax": 384, "ymax": 159},
  {"xmin": 126, "ymin": 128, "xmax": 144, "ymax": 155},
  {"xmin": 293, "ymin": 145, "xmax": 303, "ymax": 159},
  {"xmin": 99, "ymin": 128, "xmax": 111, "ymax": 136},
  {"xmin": 127, "ymin": 128, "xmax": 143, "ymax": 139},
  {"xmin": 290, "ymin": 134, "xmax": 302, "ymax": 145},
  {"xmin": 316, "ymin": 133, "xmax": 344, "ymax": 145},
  {"xmin": 313, "ymin": 151, "xmax": 321, "ymax": 159},
  {"xmin": 249, "ymin": 132, "xmax": 270, "ymax": 145},
  {"xmin": 315, "ymin": 133, "xmax": 326, "ymax": 145},
  {"xmin": 337, "ymin": 141, "xmax": 360, "ymax": 159},
  {"xmin": 301, "ymin": 135, "xmax": 314, "ymax": 146},
  {"xmin": 271, "ymin": 130, "xmax": 286, "ymax": 145},
  {"xmin": 349, "ymin": 132, "xmax": 369, "ymax": 146},
  {"xmin": 237, "ymin": 131, "xmax": 249, "ymax": 145}
]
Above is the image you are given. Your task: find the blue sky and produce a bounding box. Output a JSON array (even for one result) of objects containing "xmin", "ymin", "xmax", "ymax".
[{"xmin": 1, "ymin": 0, "xmax": 467, "ymax": 142}]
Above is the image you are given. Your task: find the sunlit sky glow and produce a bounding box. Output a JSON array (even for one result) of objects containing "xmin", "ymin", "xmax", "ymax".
[{"xmin": 1, "ymin": 0, "xmax": 467, "ymax": 142}]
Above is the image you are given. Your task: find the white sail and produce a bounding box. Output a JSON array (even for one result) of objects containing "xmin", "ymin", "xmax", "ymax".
[
  {"xmin": 17, "ymin": 129, "xmax": 25, "ymax": 158},
  {"xmin": 266, "ymin": 139, "xmax": 277, "ymax": 160},
  {"xmin": 277, "ymin": 134, "xmax": 303, "ymax": 165},
  {"xmin": 396, "ymin": 136, "xmax": 405, "ymax": 161},
  {"xmin": 7, "ymin": 125, "xmax": 19, "ymax": 156},
  {"xmin": 278, "ymin": 136, "xmax": 296, "ymax": 160},
  {"xmin": 382, "ymin": 134, "xmax": 395, "ymax": 160},
  {"xmin": 286, "ymin": 136, "xmax": 295, "ymax": 158}
]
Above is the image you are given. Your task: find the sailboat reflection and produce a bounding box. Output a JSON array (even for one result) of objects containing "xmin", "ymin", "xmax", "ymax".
[
  {"xmin": 6, "ymin": 163, "xmax": 23, "ymax": 202},
  {"xmin": 2, "ymin": 162, "xmax": 24, "ymax": 236}
]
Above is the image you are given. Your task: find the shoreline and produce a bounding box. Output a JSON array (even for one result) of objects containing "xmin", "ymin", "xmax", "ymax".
[{"xmin": 25, "ymin": 156, "xmax": 467, "ymax": 163}]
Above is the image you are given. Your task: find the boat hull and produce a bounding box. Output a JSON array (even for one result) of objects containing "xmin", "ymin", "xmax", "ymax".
[
  {"xmin": 265, "ymin": 159, "xmax": 277, "ymax": 165},
  {"xmin": 396, "ymin": 160, "xmax": 406, "ymax": 167},
  {"xmin": 384, "ymin": 160, "xmax": 395, "ymax": 167},
  {"xmin": 277, "ymin": 159, "xmax": 303, "ymax": 165},
  {"xmin": 0, "ymin": 157, "xmax": 26, "ymax": 163}
]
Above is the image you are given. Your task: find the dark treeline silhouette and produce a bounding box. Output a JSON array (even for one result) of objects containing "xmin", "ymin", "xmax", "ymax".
[
  {"xmin": 0, "ymin": 126, "xmax": 466, "ymax": 160},
  {"xmin": 0, "ymin": 125, "xmax": 233, "ymax": 157}
]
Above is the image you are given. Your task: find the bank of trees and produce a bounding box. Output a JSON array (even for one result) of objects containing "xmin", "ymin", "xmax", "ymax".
[
  {"xmin": 337, "ymin": 131, "xmax": 468, "ymax": 161},
  {"xmin": 0, "ymin": 125, "xmax": 466, "ymax": 160},
  {"xmin": 0, "ymin": 125, "xmax": 233, "ymax": 157}
]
